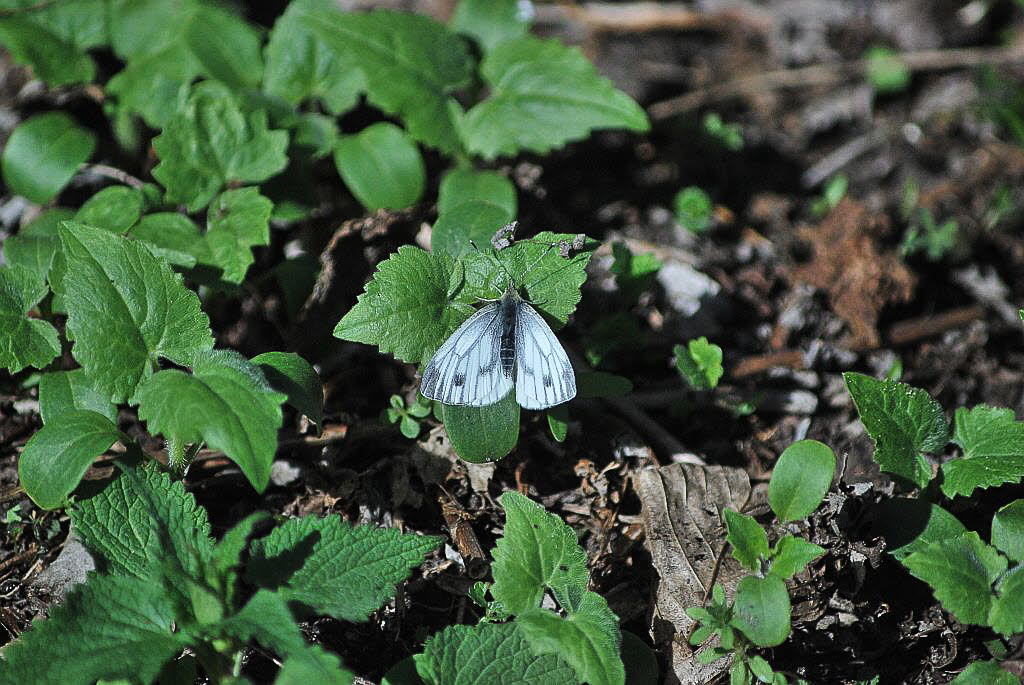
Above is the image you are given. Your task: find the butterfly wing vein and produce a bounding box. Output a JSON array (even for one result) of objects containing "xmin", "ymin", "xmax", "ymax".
[
  {"xmin": 515, "ymin": 303, "xmax": 576, "ymax": 409},
  {"xmin": 420, "ymin": 303, "xmax": 513, "ymax": 406}
]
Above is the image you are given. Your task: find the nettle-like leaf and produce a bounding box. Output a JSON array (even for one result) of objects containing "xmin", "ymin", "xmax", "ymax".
[
  {"xmin": 107, "ymin": 39, "xmax": 201, "ymax": 129},
  {"xmin": 432, "ymin": 201, "xmax": 514, "ymax": 258},
  {"xmin": 874, "ymin": 497, "xmax": 967, "ymax": 562},
  {"xmin": 843, "ymin": 372, "xmax": 949, "ymax": 489},
  {"xmin": 204, "ymin": 188, "xmax": 273, "ymax": 284},
  {"xmin": 0, "ymin": 265, "xmax": 60, "ymax": 373},
  {"xmin": 58, "ymin": 221, "xmax": 214, "ymax": 402},
  {"xmin": 450, "ymin": 0, "xmax": 530, "ymax": 53},
  {"xmin": 73, "ymin": 185, "xmax": 144, "ymax": 233},
  {"xmin": 152, "ymin": 81, "xmax": 289, "ymax": 211},
  {"xmin": 252, "ymin": 351, "xmax": 325, "ymax": 426},
  {"xmin": 768, "ymin": 439, "xmax": 835, "ymax": 522},
  {"xmin": 723, "ymin": 509, "xmax": 769, "ymax": 572},
  {"xmin": 128, "ymin": 212, "xmax": 205, "ymax": 268},
  {"xmin": 416, "ymin": 622, "xmax": 575, "ymax": 685},
  {"xmin": 992, "ymin": 500, "xmax": 1024, "ymax": 562},
  {"xmin": 297, "ymin": 7, "xmax": 473, "ymax": 154},
  {"xmin": 134, "ymin": 350, "xmax": 286, "ymax": 493},
  {"xmin": 247, "ymin": 515, "xmax": 440, "ymax": 622},
  {"xmin": 949, "ymin": 661, "xmax": 1020, "ymax": 685},
  {"xmin": 334, "ymin": 122, "xmax": 425, "ymax": 211},
  {"xmin": 460, "ymin": 35, "xmax": 649, "ymax": 160},
  {"xmin": 1, "ymin": 112, "xmax": 96, "ymax": 204},
  {"xmin": 2, "ymin": 208, "xmax": 72, "ymax": 283},
  {"xmin": 39, "ymin": 369, "xmax": 117, "ymax": 423},
  {"xmin": 946, "ymin": 405, "xmax": 1024, "ymax": 497},
  {"xmin": 990, "ymin": 567, "xmax": 1024, "ymax": 635}
]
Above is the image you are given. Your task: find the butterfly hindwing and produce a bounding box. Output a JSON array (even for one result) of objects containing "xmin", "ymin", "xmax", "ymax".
[
  {"xmin": 421, "ymin": 303, "xmax": 514, "ymax": 406},
  {"xmin": 514, "ymin": 302, "xmax": 576, "ymax": 410}
]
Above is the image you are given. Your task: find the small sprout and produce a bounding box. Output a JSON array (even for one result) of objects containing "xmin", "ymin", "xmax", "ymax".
[
  {"xmin": 386, "ymin": 394, "xmax": 432, "ymax": 439},
  {"xmin": 900, "ymin": 208, "xmax": 957, "ymax": 261},
  {"xmin": 810, "ymin": 174, "xmax": 847, "ymax": 218},
  {"xmin": 674, "ymin": 337, "xmax": 724, "ymax": 390},
  {"xmin": 674, "ymin": 186, "xmax": 715, "ymax": 234},
  {"xmin": 703, "ymin": 112, "xmax": 744, "ymax": 151},
  {"xmin": 864, "ymin": 45, "xmax": 911, "ymax": 94}
]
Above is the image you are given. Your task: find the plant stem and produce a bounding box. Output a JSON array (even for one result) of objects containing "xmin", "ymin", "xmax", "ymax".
[{"xmin": 167, "ymin": 436, "xmax": 189, "ymax": 478}]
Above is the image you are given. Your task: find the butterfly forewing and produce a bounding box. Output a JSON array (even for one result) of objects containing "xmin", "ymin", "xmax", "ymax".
[{"xmin": 514, "ymin": 302, "xmax": 576, "ymax": 409}]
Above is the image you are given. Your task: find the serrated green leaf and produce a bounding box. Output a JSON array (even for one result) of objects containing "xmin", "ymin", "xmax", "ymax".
[
  {"xmin": 334, "ymin": 123, "xmax": 425, "ymax": 211},
  {"xmin": 492, "ymin": 491, "xmax": 589, "ymax": 614},
  {"xmin": 432, "ymin": 200, "xmax": 514, "ymax": 257},
  {"xmin": 1, "ymin": 112, "xmax": 95, "ymax": 203},
  {"xmin": 203, "ymin": 188, "xmax": 273, "ymax": 283},
  {"xmin": 768, "ymin": 440, "xmax": 835, "ymax": 522},
  {"xmin": 902, "ymin": 532, "xmax": 1007, "ymax": 625},
  {"xmin": 220, "ymin": 589, "xmax": 307, "ymax": 656},
  {"xmin": 2, "ymin": 208, "xmax": 71, "ymax": 283},
  {"xmin": 276, "ymin": 645, "xmax": 354, "ymax": 685},
  {"xmin": 184, "ymin": 5, "xmax": 263, "ymax": 89},
  {"xmin": 874, "ymin": 497, "xmax": 967, "ymax": 561},
  {"xmin": 450, "ymin": 0, "xmax": 530, "ymax": 53},
  {"xmin": 58, "ymin": 221, "xmax": 214, "ymax": 402},
  {"xmin": 18, "ymin": 410, "xmax": 120, "ymax": 510},
  {"xmin": 990, "ymin": 567, "xmax": 1024, "ymax": 635},
  {"xmin": 107, "ymin": 41, "xmax": 200, "ymax": 128},
  {"xmin": 0, "ymin": 15, "xmax": 95, "ymax": 86},
  {"xmin": 945, "ymin": 405, "xmax": 1024, "ymax": 497},
  {"xmin": 297, "ymin": 7, "xmax": 473, "ymax": 153},
  {"xmin": 438, "ymin": 168, "xmax": 517, "ymax": 217},
  {"xmin": 991, "ymin": 500, "xmax": 1024, "ymax": 562},
  {"xmin": 39, "ymin": 369, "xmax": 117, "ymax": 423},
  {"xmin": 152, "ymin": 81, "xmax": 289, "ymax": 211},
  {"xmin": 767, "ymin": 536, "xmax": 825, "ymax": 580},
  {"xmin": 134, "ymin": 350, "xmax": 285, "ymax": 493},
  {"xmin": 128, "ymin": 213, "xmax": 204, "ymax": 268},
  {"xmin": 674, "ymin": 337, "xmax": 723, "ymax": 391},
  {"xmin": 252, "ymin": 351, "xmax": 324, "ymax": 426},
  {"xmin": 212, "ymin": 512, "xmax": 270, "ymax": 586},
  {"xmin": 724, "ymin": 509, "xmax": 769, "ymax": 571},
  {"xmin": 416, "ymin": 622, "xmax": 575, "ymax": 685},
  {"xmin": 74, "ymin": 186, "xmax": 143, "ymax": 233},
  {"xmin": 730, "ymin": 575, "xmax": 791, "ymax": 647},
  {"xmin": 0, "ymin": 573, "xmax": 183, "ymax": 685},
  {"xmin": 949, "ymin": 661, "xmax": 1020, "ymax": 685},
  {"xmin": 247, "ymin": 515, "xmax": 440, "ymax": 622},
  {"xmin": 461, "ymin": 35, "xmax": 649, "ymax": 159},
  {"xmin": 0, "ymin": 265, "xmax": 60, "ymax": 373},
  {"xmin": 843, "ymin": 372, "xmax": 949, "ymax": 489},
  {"xmin": 441, "ymin": 392, "xmax": 520, "ymax": 462}
]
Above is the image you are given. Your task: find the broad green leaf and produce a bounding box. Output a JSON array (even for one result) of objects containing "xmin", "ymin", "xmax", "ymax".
[
  {"xmin": 184, "ymin": 5, "xmax": 263, "ymax": 89},
  {"xmin": 873, "ymin": 497, "xmax": 966, "ymax": 561},
  {"xmin": 620, "ymin": 630, "xmax": 659, "ymax": 685},
  {"xmin": 252, "ymin": 351, "xmax": 325, "ymax": 426},
  {"xmin": 674, "ymin": 337, "xmax": 723, "ymax": 391},
  {"xmin": 432, "ymin": 200, "xmax": 514, "ymax": 257},
  {"xmin": 74, "ymin": 186, "xmax": 143, "ymax": 233},
  {"xmin": 247, "ymin": 515, "xmax": 440, "ymax": 622},
  {"xmin": 450, "ymin": 0, "xmax": 530, "ymax": 52},
  {"xmin": 134, "ymin": 350, "xmax": 286, "ymax": 493},
  {"xmin": 0, "ymin": 265, "xmax": 60, "ymax": 373},
  {"xmin": 902, "ymin": 532, "xmax": 1007, "ymax": 625},
  {"xmin": 1, "ymin": 112, "xmax": 95, "ymax": 203},
  {"xmin": 441, "ymin": 392, "xmax": 520, "ymax": 463},
  {"xmin": 991, "ymin": 499, "xmax": 1024, "ymax": 562},
  {"xmin": 0, "ymin": 573, "xmax": 183, "ymax": 685},
  {"xmin": 415, "ymin": 622, "xmax": 575, "ymax": 685},
  {"xmin": 2, "ymin": 208, "xmax": 71, "ymax": 282},
  {"xmin": 220, "ymin": 591, "xmax": 324, "ymax": 669},
  {"xmin": 0, "ymin": 16, "xmax": 94, "ymax": 86},
  {"xmin": 292, "ymin": 112, "xmax": 339, "ymax": 158},
  {"xmin": 39, "ymin": 369, "xmax": 117, "ymax": 423},
  {"xmin": 107, "ymin": 0, "xmax": 197, "ymax": 59},
  {"xmin": 768, "ymin": 440, "xmax": 835, "ymax": 522},
  {"xmin": 945, "ymin": 405, "xmax": 1024, "ymax": 497},
  {"xmin": 843, "ymin": 372, "xmax": 949, "ymax": 489},
  {"xmin": 128, "ymin": 213, "xmax": 204, "ymax": 268},
  {"xmin": 461, "ymin": 36, "xmax": 649, "ymax": 160},
  {"xmin": 276, "ymin": 646, "xmax": 354, "ymax": 685},
  {"xmin": 334, "ymin": 123, "xmax": 425, "ymax": 211},
  {"xmin": 18, "ymin": 411, "xmax": 120, "ymax": 510},
  {"xmin": 767, "ymin": 536, "xmax": 825, "ymax": 580},
  {"xmin": 72, "ymin": 459, "xmax": 214, "ymax": 580},
  {"xmin": 576, "ymin": 371, "xmax": 633, "ymax": 398},
  {"xmin": 949, "ymin": 661, "xmax": 1019, "ymax": 685},
  {"xmin": 990, "ymin": 567, "xmax": 1024, "ymax": 635},
  {"xmin": 152, "ymin": 81, "xmax": 289, "ymax": 211},
  {"xmin": 204, "ymin": 188, "xmax": 273, "ymax": 283},
  {"xmin": 58, "ymin": 222, "xmax": 214, "ymax": 402},
  {"xmin": 297, "ymin": 7, "xmax": 473, "ymax": 153},
  {"xmin": 491, "ymin": 490, "xmax": 589, "ymax": 614},
  {"xmin": 730, "ymin": 575, "xmax": 791, "ymax": 647},
  {"xmin": 107, "ymin": 41, "xmax": 201, "ymax": 128},
  {"xmin": 18, "ymin": 0, "xmax": 107, "ymax": 49},
  {"xmin": 724, "ymin": 509, "xmax": 769, "ymax": 571},
  {"xmin": 547, "ymin": 404, "xmax": 569, "ymax": 443},
  {"xmin": 438, "ymin": 168, "xmax": 517, "ymax": 217}
]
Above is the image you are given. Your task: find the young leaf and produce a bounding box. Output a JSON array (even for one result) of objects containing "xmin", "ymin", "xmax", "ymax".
[
  {"xmin": 460, "ymin": 35, "xmax": 649, "ymax": 160},
  {"xmin": 58, "ymin": 222, "xmax": 215, "ymax": 402},
  {"xmin": 730, "ymin": 575, "xmax": 791, "ymax": 647},
  {"xmin": 128, "ymin": 213, "xmax": 204, "ymax": 268},
  {"xmin": 948, "ymin": 661, "xmax": 1020, "ymax": 685},
  {"xmin": 491, "ymin": 490, "xmax": 589, "ymax": 614},
  {"xmin": 450, "ymin": 0, "xmax": 530, "ymax": 53},
  {"xmin": 252, "ymin": 351, "xmax": 325, "ymax": 426},
  {"xmin": 134, "ymin": 350, "xmax": 286, "ymax": 493},
  {"xmin": 1, "ymin": 112, "xmax": 96, "ymax": 203},
  {"xmin": 106, "ymin": 41, "xmax": 201, "ymax": 128},
  {"xmin": 204, "ymin": 188, "xmax": 273, "ymax": 284},
  {"xmin": 674, "ymin": 337, "xmax": 724, "ymax": 391},
  {"xmin": 902, "ymin": 532, "xmax": 1008, "ymax": 625},
  {"xmin": 723, "ymin": 509, "xmax": 769, "ymax": 571},
  {"xmin": 334, "ymin": 123, "xmax": 425, "ymax": 211},
  {"xmin": 610, "ymin": 242, "xmax": 661, "ymax": 296},
  {"xmin": 74, "ymin": 185, "xmax": 144, "ymax": 233},
  {"xmin": 441, "ymin": 392, "xmax": 520, "ymax": 463},
  {"xmin": 247, "ymin": 515, "xmax": 440, "ymax": 622},
  {"xmin": 768, "ymin": 440, "xmax": 835, "ymax": 522},
  {"xmin": 990, "ymin": 567, "xmax": 1024, "ymax": 635},
  {"xmin": 39, "ymin": 369, "xmax": 117, "ymax": 423},
  {"xmin": 673, "ymin": 186, "xmax": 714, "ymax": 234},
  {"xmin": 432, "ymin": 201, "xmax": 514, "ymax": 257},
  {"xmin": 873, "ymin": 497, "xmax": 966, "ymax": 562},
  {"xmin": 945, "ymin": 405, "xmax": 1024, "ymax": 497},
  {"xmin": 0, "ymin": 16, "xmax": 95, "ymax": 87},
  {"xmin": 767, "ymin": 536, "xmax": 825, "ymax": 580},
  {"xmin": 842, "ymin": 372, "xmax": 949, "ymax": 489},
  {"xmin": 437, "ymin": 168, "xmax": 517, "ymax": 217},
  {"xmin": 184, "ymin": 5, "xmax": 263, "ymax": 89},
  {"xmin": 0, "ymin": 265, "xmax": 61, "ymax": 373},
  {"xmin": 152, "ymin": 81, "xmax": 289, "ymax": 211},
  {"xmin": 415, "ymin": 622, "xmax": 575, "ymax": 685},
  {"xmin": 18, "ymin": 411, "xmax": 121, "ymax": 510},
  {"xmin": 991, "ymin": 499, "xmax": 1024, "ymax": 562},
  {"xmin": 2, "ymin": 208, "xmax": 72, "ymax": 283}
]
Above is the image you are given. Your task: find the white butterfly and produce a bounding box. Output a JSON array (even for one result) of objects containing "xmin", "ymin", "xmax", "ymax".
[{"xmin": 420, "ymin": 281, "xmax": 576, "ymax": 409}]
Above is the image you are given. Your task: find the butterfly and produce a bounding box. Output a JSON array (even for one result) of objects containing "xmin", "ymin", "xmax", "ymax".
[{"xmin": 420, "ymin": 280, "xmax": 576, "ymax": 409}]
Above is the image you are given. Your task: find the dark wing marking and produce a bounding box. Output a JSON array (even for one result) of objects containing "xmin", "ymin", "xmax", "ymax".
[{"xmin": 514, "ymin": 302, "xmax": 576, "ymax": 410}]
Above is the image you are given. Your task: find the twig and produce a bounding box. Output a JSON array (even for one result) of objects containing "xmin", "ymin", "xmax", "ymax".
[
  {"xmin": 536, "ymin": 2, "xmax": 724, "ymax": 34},
  {"xmin": 438, "ymin": 491, "xmax": 488, "ymax": 579},
  {"xmin": 0, "ymin": 544, "xmax": 37, "ymax": 575},
  {"xmin": 80, "ymin": 163, "xmax": 145, "ymax": 189}
]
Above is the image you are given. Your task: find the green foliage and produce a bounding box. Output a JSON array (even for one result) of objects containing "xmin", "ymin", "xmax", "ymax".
[
  {"xmin": 0, "ymin": 12, "xmax": 96, "ymax": 86},
  {"xmin": 949, "ymin": 661, "xmax": 1020, "ymax": 685},
  {"xmin": 991, "ymin": 500, "xmax": 1024, "ymax": 562},
  {"xmin": 900, "ymin": 208, "xmax": 958, "ymax": 261},
  {"xmin": 767, "ymin": 536, "xmax": 826, "ymax": 581},
  {"xmin": 810, "ymin": 175, "xmax": 848, "ymax": 218},
  {"xmin": 253, "ymin": 351, "xmax": 325, "ymax": 427},
  {"xmin": 768, "ymin": 440, "xmax": 835, "ymax": 522},
  {"xmin": 730, "ymin": 576, "xmax": 791, "ymax": 648},
  {"xmin": 1, "ymin": 112, "xmax": 96, "ymax": 203},
  {"xmin": 674, "ymin": 337, "xmax": 724, "ymax": 390},
  {"xmin": 386, "ymin": 394, "xmax": 432, "ymax": 439},
  {"xmin": 432, "ymin": 202, "xmax": 514, "ymax": 257},
  {"xmin": 183, "ymin": 4, "xmax": 264, "ymax": 89},
  {"xmin": 39, "ymin": 369, "xmax": 117, "ymax": 423},
  {"xmin": 873, "ymin": 497, "xmax": 967, "ymax": 561},
  {"xmin": 703, "ymin": 113, "xmax": 744, "ymax": 151},
  {"xmin": 2, "ymin": 208, "xmax": 70, "ymax": 283},
  {"xmin": 334, "ymin": 122, "xmax": 426, "ymax": 211},
  {"xmin": 204, "ymin": 188, "xmax": 274, "ymax": 284},
  {"xmin": 864, "ymin": 45, "xmax": 911, "ymax": 94},
  {"xmin": 437, "ymin": 168, "xmax": 518, "ymax": 218},
  {"xmin": 74, "ymin": 185, "xmax": 144, "ymax": 232},
  {"xmin": 609, "ymin": 242, "xmax": 661, "ymax": 298},
  {"xmin": 441, "ymin": 393, "xmax": 523, "ymax": 462},
  {"xmin": 674, "ymin": 186, "xmax": 714, "ymax": 233},
  {"xmin": 0, "ymin": 265, "xmax": 61, "ymax": 373},
  {"xmin": 947, "ymin": 406, "xmax": 1024, "ymax": 497},
  {"xmin": 450, "ymin": 0, "xmax": 531, "ymax": 53},
  {"xmin": 724, "ymin": 509, "xmax": 769, "ymax": 572}
]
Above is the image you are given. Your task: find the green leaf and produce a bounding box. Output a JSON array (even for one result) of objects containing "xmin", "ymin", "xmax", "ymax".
[
  {"xmin": 768, "ymin": 439, "xmax": 835, "ymax": 522},
  {"xmin": 247, "ymin": 515, "xmax": 440, "ymax": 622},
  {"xmin": 450, "ymin": 0, "xmax": 530, "ymax": 52},
  {"xmin": 610, "ymin": 242, "xmax": 661, "ymax": 295},
  {"xmin": 441, "ymin": 393, "xmax": 520, "ymax": 462},
  {"xmin": 749, "ymin": 656, "xmax": 773, "ymax": 683},
  {"xmin": 990, "ymin": 566, "xmax": 1024, "ymax": 635},
  {"xmin": 620, "ymin": 630, "xmax": 659, "ymax": 685},
  {"xmin": 184, "ymin": 5, "xmax": 263, "ymax": 89},
  {"xmin": 58, "ymin": 222, "xmax": 214, "ymax": 402},
  {"xmin": 491, "ymin": 490, "xmax": 589, "ymax": 614},
  {"xmin": 18, "ymin": 411, "xmax": 120, "ymax": 510},
  {"xmin": 220, "ymin": 590, "xmax": 307, "ymax": 656},
  {"xmin": 673, "ymin": 187, "xmax": 714, "ymax": 234},
  {"xmin": 298, "ymin": 7, "xmax": 474, "ymax": 153},
  {"xmin": 991, "ymin": 499, "xmax": 1024, "ymax": 562},
  {"xmin": 212, "ymin": 512, "xmax": 271, "ymax": 587},
  {"xmin": 873, "ymin": 498, "xmax": 966, "ymax": 562},
  {"xmin": 334, "ymin": 123, "xmax": 425, "ymax": 211},
  {"xmin": 0, "ymin": 16, "xmax": 94, "ymax": 86},
  {"xmin": 106, "ymin": 40, "xmax": 201, "ymax": 128},
  {"xmin": 730, "ymin": 575, "xmax": 791, "ymax": 647},
  {"xmin": 107, "ymin": 0, "xmax": 197, "ymax": 59},
  {"xmin": 292, "ymin": 112, "xmax": 340, "ymax": 158},
  {"xmin": 902, "ymin": 532, "xmax": 1007, "ymax": 625},
  {"xmin": 39, "ymin": 369, "xmax": 117, "ymax": 423},
  {"xmin": 204, "ymin": 188, "xmax": 273, "ymax": 284},
  {"xmin": 19, "ymin": 0, "xmax": 107, "ymax": 50},
  {"xmin": 400, "ymin": 415, "xmax": 421, "ymax": 439},
  {"xmin": 0, "ymin": 573, "xmax": 183, "ymax": 685},
  {"xmin": 2, "ymin": 208, "xmax": 72, "ymax": 283},
  {"xmin": 461, "ymin": 35, "xmax": 649, "ymax": 160},
  {"xmin": 842, "ymin": 372, "xmax": 949, "ymax": 489},
  {"xmin": 438, "ymin": 168, "xmax": 517, "ymax": 217},
  {"xmin": 276, "ymin": 647, "xmax": 354, "ymax": 685},
  {"xmin": 576, "ymin": 371, "xmax": 634, "ymax": 399},
  {"xmin": 547, "ymin": 404, "xmax": 569, "ymax": 443},
  {"xmin": 864, "ymin": 45, "xmax": 910, "ymax": 94},
  {"xmin": 949, "ymin": 661, "xmax": 1020, "ymax": 685},
  {"xmin": 134, "ymin": 350, "xmax": 285, "ymax": 493},
  {"xmin": 416, "ymin": 622, "xmax": 575, "ymax": 685},
  {"xmin": 674, "ymin": 337, "xmax": 724, "ymax": 391},
  {"xmin": 723, "ymin": 509, "xmax": 769, "ymax": 571},
  {"xmin": 128, "ymin": 213, "xmax": 204, "ymax": 268},
  {"xmin": 152, "ymin": 81, "xmax": 289, "ymax": 211},
  {"xmin": 252, "ymin": 351, "xmax": 324, "ymax": 426},
  {"xmin": 433, "ymin": 201, "xmax": 514, "ymax": 257},
  {"xmin": 767, "ymin": 536, "xmax": 825, "ymax": 580},
  {"xmin": 518, "ymin": 592, "xmax": 625, "ymax": 685},
  {"xmin": 1, "ymin": 112, "xmax": 95, "ymax": 203},
  {"xmin": 74, "ymin": 186, "xmax": 144, "ymax": 233},
  {"xmin": 945, "ymin": 405, "xmax": 1024, "ymax": 497},
  {"xmin": 0, "ymin": 265, "xmax": 61, "ymax": 373}
]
